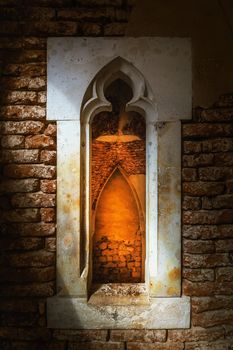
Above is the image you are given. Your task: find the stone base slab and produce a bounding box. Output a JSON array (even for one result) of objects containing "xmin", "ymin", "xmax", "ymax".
[{"xmin": 47, "ymin": 296, "xmax": 190, "ymax": 329}]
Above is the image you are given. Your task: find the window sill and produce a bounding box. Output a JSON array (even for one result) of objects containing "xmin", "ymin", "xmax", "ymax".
[{"xmin": 47, "ymin": 294, "xmax": 190, "ymax": 329}]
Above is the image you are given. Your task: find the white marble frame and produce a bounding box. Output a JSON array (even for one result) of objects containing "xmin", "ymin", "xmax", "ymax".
[{"xmin": 47, "ymin": 37, "xmax": 191, "ymax": 329}]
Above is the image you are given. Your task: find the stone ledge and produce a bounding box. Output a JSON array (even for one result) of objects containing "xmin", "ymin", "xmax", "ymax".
[{"xmin": 47, "ymin": 296, "xmax": 190, "ymax": 329}]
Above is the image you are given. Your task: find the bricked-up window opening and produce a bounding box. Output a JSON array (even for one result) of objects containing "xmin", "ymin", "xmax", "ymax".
[{"xmin": 91, "ymin": 79, "xmax": 146, "ymax": 284}]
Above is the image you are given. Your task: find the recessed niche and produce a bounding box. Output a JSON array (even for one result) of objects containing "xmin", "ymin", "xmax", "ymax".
[{"xmin": 91, "ymin": 79, "xmax": 146, "ymax": 284}]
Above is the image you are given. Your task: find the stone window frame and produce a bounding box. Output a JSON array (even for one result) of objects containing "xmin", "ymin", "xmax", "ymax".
[{"xmin": 47, "ymin": 37, "xmax": 191, "ymax": 329}]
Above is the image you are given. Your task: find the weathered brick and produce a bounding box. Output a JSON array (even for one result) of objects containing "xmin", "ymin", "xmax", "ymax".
[
  {"xmin": 183, "ymin": 154, "xmax": 214, "ymax": 167},
  {"xmin": 199, "ymin": 167, "xmax": 233, "ymax": 181},
  {"xmin": 3, "ymin": 63, "xmax": 46, "ymax": 77},
  {"xmin": 20, "ymin": 7, "xmax": 56, "ymax": 21},
  {"xmin": 0, "ymin": 326, "xmax": 51, "ymax": 340},
  {"xmin": 110, "ymin": 330, "xmax": 166, "ymax": 342},
  {"xmin": 40, "ymin": 179, "xmax": 56, "ymax": 193},
  {"xmin": 104, "ymin": 22, "xmax": 127, "ymax": 35},
  {"xmin": 183, "ymin": 240, "xmax": 215, "ymax": 254},
  {"xmin": 183, "ymin": 123, "xmax": 233, "ymax": 138},
  {"xmin": 216, "ymin": 239, "xmax": 233, "ymax": 252},
  {"xmin": 1, "ymin": 135, "xmax": 24, "ymax": 148},
  {"xmin": 185, "ymin": 340, "xmax": 232, "ymax": 350},
  {"xmin": 0, "ymin": 222, "xmax": 55, "ymax": 236},
  {"xmin": 69, "ymin": 341, "xmax": 124, "ymax": 350},
  {"xmin": 21, "ymin": 21, "xmax": 78, "ymax": 36},
  {"xmin": 11, "ymin": 193, "xmax": 55, "ymax": 208},
  {"xmin": 0, "ymin": 237, "xmax": 43, "ymax": 250},
  {"xmin": 192, "ymin": 296, "xmax": 233, "ymax": 313},
  {"xmin": 0, "ymin": 179, "xmax": 39, "ymax": 193},
  {"xmin": 0, "ymin": 121, "xmax": 44, "ymax": 134},
  {"xmin": 216, "ymin": 267, "xmax": 233, "ymax": 281},
  {"xmin": 0, "ymin": 266, "xmax": 55, "ymax": 282},
  {"xmin": 183, "ymin": 182, "xmax": 224, "ymax": 196},
  {"xmin": 45, "ymin": 237, "xmax": 56, "ymax": 251},
  {"xmin": 1, "ymin": 149, "xmax": 39, "ymax": 163},
  {"xmin": 0, "ymin": 250, "xmax": 54, "ymax": 267},
  {"xmin": 183, "ymin": 141, "xmax": 202, "ymax": 154},
  {"xmin": 192, "ymin": 308, "xmax": 233, "ymax": 327},
  {"xmin": 183, "ymin": 210, "xmax": 233, "ymax": 225},
  {"xmin": 183, "ymin": 225, "xmax": 233, "ymax": 239},
  {"xmin": 44, "ymin": 123, "xmax": 56, "ymax": 136},
  {"xmin": 57, "ymin": 8, "xmax": 114, "ymax": 20},
  {"xmin": 0, "ymin": 281, "xmax": 55, "ymax": 297},
  {"xmin": 1, "ymin": 105, "xmax": 45, "ymax": 120},
  {"xmin": 2, "ymin": 91, "xmax": 37, "ymax": 104},
  {"xmin": 214, "ymin": 152, "xmax": 233, "ymax": 166},
  {"xmin": 168, "ymin": 326, "xmax": 225, "ymax": 342},
  {"xmin": 183, "ymin": 253, "xmax": 230, "ymax": 268},
  {"xmin": 81, "ymin": 23, "xmax": 102, "ymax": 36},
  {"xmin": 53, "ymin": 329, "xmax": 108, "ymax": 341},
  {"xmin": 183, "ymin": 268, "xmax": 214, "ymax": 282},
  {"xmin": 200, "ymin": 108, "xmax": 233, "ymax": 121},
  {"xmin": 38, "ymin": 91, "xmax": 46, "ymax": 104},
  {"xmin": 2, "ymin": 76, "xmax": 46, "ymax": 90},
  {"xmin": 183, "ymin": 280, "xmax": 233, "ymax": 296},
  {"xmin": 41, "ymin": 208, "xmax": 55, "ymax": 223},
  {"xmin": 202, "ymin": 138, "xmax": 233, "ymax": 153},
  {"xmin": 25, "ymin": 135, "xmax": 55, "ymax": 148},
  {"xmin": 4, "ymin": 164, "xmax": 56, "ymax": 178},
  {"xmin": 182, "ymin": 168, "xmax": 197, "ymax": 181},
  {"xmin": 227, "ymin": 180, "xmax": 233, "ymax": 193},
  {"xmin": 127, "ymin": 342, "xmax": 184, "ymax": 350},
  {"xmin": 0, "ymin": 208, "xmax": 40, "ymax": 222},
  {"xmin": 40, "ymin": 150, "xmax": 56, "ymax": 164},
  {"xmin": 183, "ymin": 196, "xmax": 201, "ymax": 210}
]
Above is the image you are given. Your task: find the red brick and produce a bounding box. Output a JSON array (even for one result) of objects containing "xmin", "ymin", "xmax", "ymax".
[
  {"xmin": 183, "ymin": 268, "xmax": 214, "ymax": 282},
  {"xmin": 0, "ymin": 208, "xmax": 40, "ymax": 222},
  {"xmin": 1, "ymin": 149, "xmax": 39, "ymax": 163},
  {"xmin": 200, "ymin": 108, "xmax": 233, "ymax": 121},
  {"xmin": 184, "ymin": 280, "xmax": 233, "ymax": 296},
  {"xmin": 183, "ymin": 210, "xmax": 233, "ymax": 225},
  {"xmin": 3, "ymin": 63, "xmax": 46, "ymax": 77},
  {"xmin": 1, "ymin": 250, "xmax": 55, "ymax": 267},
  {"xmin": 0, "ymin": 281, "xmax": 55, "ymax": 297},
  {"xmin": 44, "ymin": 123, "xmax": 56, "ymax": 136},
  {"xmin": 69, "ymin": 342, "xmax": 124, "ymax": 350},
  {"xmin": 183, "ymin": 182, "xmax": 224, "ymax": 196},
  {"xmin": 41, "ymin": 208, "xmax": 55, "ymax": 222},
  {"xmin": 1, "ymin": 135, "xmax": 24, "ymax": 148},
  {"xmin": 215, "ymin": 152, "xmax": 233, "ymax": 166},
  {"xmin": 25, "ymin": 134, "xmax": 55, "ymax": 148},
  {"xmin": 0, "ymin": 121, "xmax": 44, "ymax": 134},
  {"xmin": 0, "ymin": 179, "xmax": 39, "ymax": 193},
  {"xmin": 4, "ymin": 164, "xmax": 56, "ymax": 178},
  {"xmin": 40, "ymin": 179, "xmax": 56, "ymax": 193},
  {"xmin": 2, "ymin": 76, "xmax": 46, "ymax": 90},
  {"xmin": 1, "ymin": 105, "xmax": 45, "ymax": 120},
  {"xmin": 183, "ymin": 154, "xmax": 214, "ymax": 167},
  {"xmin": 11, "ymin": 193, "xmax": 55, "ymax": 208},
  {"xmin": 40, "ymin": 150, "xmax": 56, "ymax": 164},
  {"xmin": 183, "ymin": 240, "xmax": 215, "ymax": 254}
]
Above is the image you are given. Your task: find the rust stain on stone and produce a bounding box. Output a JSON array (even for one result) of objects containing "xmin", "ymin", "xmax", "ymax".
[
  {"xmin": 168, "ymin": 267, "xmax": 180, "ymax": 281},
  {"xmin": 167, "ymin": 286, "xmax": 178, "ymax": 296}
]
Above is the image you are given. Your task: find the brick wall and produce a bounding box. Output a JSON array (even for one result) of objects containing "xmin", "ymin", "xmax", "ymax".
[{"xmin": 0, "ymin": 1, "xmax": 233, "ymax": 349}]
